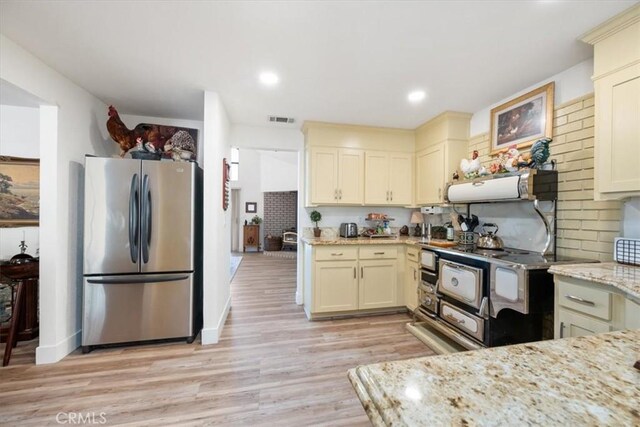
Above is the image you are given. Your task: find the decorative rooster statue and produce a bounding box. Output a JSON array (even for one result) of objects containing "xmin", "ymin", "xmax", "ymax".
[
  {"xmin": 460, "ymin": 150, "xmax": 481, "ymax": 179},
  {"xmin": 107, "ymin": 105, "xmax": 137, "ymax": 157},
  {"xmin": 528, "ymin": 137, "xmax": 552, "ymax": 169}
]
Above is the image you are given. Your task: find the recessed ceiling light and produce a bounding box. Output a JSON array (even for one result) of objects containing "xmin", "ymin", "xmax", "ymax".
[
  {"xmin": 407, "ymin": 90, "xmax": 426, "ymax": 103},
  {"xmin": 259, "ymin": 71, "xmax": 279, "ymax": 86}
]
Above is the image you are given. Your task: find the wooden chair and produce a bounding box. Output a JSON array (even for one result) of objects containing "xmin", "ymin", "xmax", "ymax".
[{"xmin": 1, "ymin": 261, "xmax": 39, "ymax": 367}]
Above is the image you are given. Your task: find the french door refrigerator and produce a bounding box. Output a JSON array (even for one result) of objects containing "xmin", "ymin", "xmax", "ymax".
[{"xmin": 82, "ymin": 156, "xmax": 202, "ymax": 351}]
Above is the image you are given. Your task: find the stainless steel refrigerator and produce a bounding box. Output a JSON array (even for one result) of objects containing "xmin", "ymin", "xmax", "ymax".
[{"xmin": 82, "ymin": 156, "xmax": 202, "ymax": 351}]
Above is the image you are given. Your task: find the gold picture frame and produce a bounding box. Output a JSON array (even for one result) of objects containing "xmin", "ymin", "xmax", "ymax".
[
  {"xmin": 0, "ymin": 156, "xmax": 40, "ymax": 227},
  {"xmin": 490, "ymin": 82, "xmax": 554, "ymax": 155}
]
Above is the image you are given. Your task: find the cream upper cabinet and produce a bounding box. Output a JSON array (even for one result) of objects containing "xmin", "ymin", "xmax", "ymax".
[
  {"xmin": 416, "ymin": 144, "xmax": 445, "ymax": 204},
  {"xmin": 308, "ymin": 147, "xmax": 364, "ymax": 205},
  {"xmin": 338, "ymin": 149, "xmax": 365, "ymax": 204},
  {"xmin": 582, "ymin": 5, "xmax": 640, "ymax": 200},
  {"xmin": 414, "ymin": 112, "xmax": 471, "ymax": 205},
  {"xmin": 309, "ymin": 147, "xmax": 339, "ymax": 204},
  {"xmin": 364, "ymin": 151, "xmax": 413, "ymax": 205}
]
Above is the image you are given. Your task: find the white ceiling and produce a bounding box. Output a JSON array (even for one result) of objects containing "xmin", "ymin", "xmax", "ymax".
[{"xmin": 0, "ymin": 1, "xmax": 636, "ymax": 129}]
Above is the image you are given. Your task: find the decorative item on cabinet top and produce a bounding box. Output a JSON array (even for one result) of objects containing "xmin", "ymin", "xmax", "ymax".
[
  {"xmin": 106, "ymin": 105, "xmax": 198, "ymax": 161},
  {"xmin": 222, "ymin": 158, "xmax": 230, "ymax": 211}
]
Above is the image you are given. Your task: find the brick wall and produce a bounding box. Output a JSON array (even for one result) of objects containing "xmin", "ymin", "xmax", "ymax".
[
  {"xmin": 468, "ymin": 94, "xmax": 622, "ymax": 261},
  {"xmin": 264, "ymin": 191, "xmax": 298, "ymax": 238}
]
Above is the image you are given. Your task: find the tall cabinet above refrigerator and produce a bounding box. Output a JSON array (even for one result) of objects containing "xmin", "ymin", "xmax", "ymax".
[{"xmin": 82, "ymin": 156, "xmax": 202, "ymax": 351}]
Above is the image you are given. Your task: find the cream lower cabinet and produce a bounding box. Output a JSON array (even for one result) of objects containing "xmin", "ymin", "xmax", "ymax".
[
  {"xmin": 554, "ymin": 275, "xmax": 636, "ymax": 339},
  {"xmin": 359, "ymin": 260, "xmax": 398, "ymax": 310},
  {"xmin": 314, "ymin": 260, "xmax": 359, "ymax": 313},
  {"xmin": 306, "ymin": 245, "xmax": 403, "ymax": 317},
  {"xmin": 405, "ymin": 247, "xmax": 420, "ymax": 311}
]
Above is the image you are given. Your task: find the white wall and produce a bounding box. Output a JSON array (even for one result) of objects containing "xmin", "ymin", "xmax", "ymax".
[
  {"xmin": 0, "ymin": 105, "xmax": 40, "ymax": 259},
  {"xmin": 622, "ymin": 197, "xmax": 640, "ymax": 239},
  {"xmin": 229, "ymin": 124, "xmax": 302, "ymax": 151},
  {"xmin": 231, "ymin": 149, "xmax": 263, "ymax": 248},
  {"xmin": 202, "ymin": 91, "xmax": 231, "ymax": 345},
  {"xmin": 260, "ymin": 151, "xmax": 297, "ymax": 192},
  {"xmin": 1, "ymin": 34, "xmax": 117, "ymax": 364},
  {"xmin": 119, "ymin": 113, "xmax": 204, "ymax": 164},
  {"xmin": 470, "ymin": 58, "xmax": 595, "ymax": 137}
]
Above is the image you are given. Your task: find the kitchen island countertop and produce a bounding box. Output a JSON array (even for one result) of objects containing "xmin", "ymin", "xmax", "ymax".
[
  {"xmin": 549, "ymin": 262, "xmax": 640, "ymax": 303},
  {"xmin": 348, "ymin": 329, "xmax": 640, "ymax": 426}
]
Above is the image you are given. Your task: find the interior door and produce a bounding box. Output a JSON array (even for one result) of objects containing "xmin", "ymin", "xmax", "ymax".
[
  {"xmin": 84, "ymin": 157, "xmax": 141, "ymax": 275},
  {"xmin": 141, "ymin": 161, "xmax": 195, "ymax": 273}
]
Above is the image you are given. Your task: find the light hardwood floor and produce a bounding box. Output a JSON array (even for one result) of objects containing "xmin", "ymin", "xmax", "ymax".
[{"xmin": 1, "ymin": 254, "xmax": 433, "ymax": 426}]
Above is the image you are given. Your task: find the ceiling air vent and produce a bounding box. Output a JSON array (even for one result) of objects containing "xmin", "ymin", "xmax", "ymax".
[{"xmin": 268, "ymin": 115, "xmax": 295, "ymax": 124}]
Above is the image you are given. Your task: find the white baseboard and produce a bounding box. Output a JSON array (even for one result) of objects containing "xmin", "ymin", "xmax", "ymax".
[
  {"xmin": 295, "ymin": 290, "xmax": 302, "ymax": 305},
  {"xmin": 35, "ymin": 331, "xmax": 81, "ymax": 365},
  {"xmin": 201, "ymin": 295, "xmax": 231, "ymax": 345}
]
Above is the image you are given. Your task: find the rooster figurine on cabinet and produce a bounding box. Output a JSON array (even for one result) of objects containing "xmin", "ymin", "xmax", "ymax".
[{"xmin": 460, "ymin": 150, "xmax": 481, "ymax": 179}]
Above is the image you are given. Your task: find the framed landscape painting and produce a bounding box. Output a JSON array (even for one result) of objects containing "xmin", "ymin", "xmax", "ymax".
[
  {"xmin": 490, "ymin": 82, "xmax": 554, "ymax": 155},
  {"xmin": 0, "ymin": 156, "xmax": 39, "ymax": 227}
]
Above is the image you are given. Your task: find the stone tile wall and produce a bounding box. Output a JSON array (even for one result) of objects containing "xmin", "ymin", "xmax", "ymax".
[
  {"xmin": 468, "ymin": 94, "xmax": 621, "ymax": 261},
  {"xmin": 264, "ymin": 191, "xmax": 298, "ymax": 238}
]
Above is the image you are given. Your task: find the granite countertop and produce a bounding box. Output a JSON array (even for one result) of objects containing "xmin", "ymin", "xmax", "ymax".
[
  {"xmin": 549, "ymin": 262, "xmax": 640, "ymax": 303},
  {"xmin": 301, "ymin": 236, "xmax": 427, "ymax": 245},
  {"xmin": 348, "ymin": 330, "xmax": 640, "ymax": 426}
]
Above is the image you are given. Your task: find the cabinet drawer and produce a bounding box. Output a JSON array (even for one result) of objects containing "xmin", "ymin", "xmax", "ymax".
[
  {"xmin": 557, "ymin": 308, "xmax": 612, "ymax": 339},
  {"xmin": 359, "ymin": 247, "xmax": 398, "ymax": 259},
  {"xmin": 406, "ymin": 247, "xmax": 420, "ymax": 263},
  {"xmin": 315, "ymin": 247, "xmax": 358, "ymax": 261},
  {"xmin": 557, "ymin": 279, "xmax": 612, "ymax": 321}
]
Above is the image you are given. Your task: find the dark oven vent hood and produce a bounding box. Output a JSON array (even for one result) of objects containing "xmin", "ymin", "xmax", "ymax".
[{"xmin": 445, "ymin": 169, "xmax": 558, "ymax": 204}]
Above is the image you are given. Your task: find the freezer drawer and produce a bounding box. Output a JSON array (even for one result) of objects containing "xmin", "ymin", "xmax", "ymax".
[{"xmin": 82, "ymin": 273, "xmax": 193, "ymax": 346}]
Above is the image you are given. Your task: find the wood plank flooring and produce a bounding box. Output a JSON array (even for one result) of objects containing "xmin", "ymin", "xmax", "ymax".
[{"xmin": 0, "ymin": 254, "xmax": 433, "ymax": 425}]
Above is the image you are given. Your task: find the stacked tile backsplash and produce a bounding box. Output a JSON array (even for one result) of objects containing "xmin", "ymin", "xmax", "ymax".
[{"xmin": 468, "ymin": 94, "xmax": 621, "ymax": 262}]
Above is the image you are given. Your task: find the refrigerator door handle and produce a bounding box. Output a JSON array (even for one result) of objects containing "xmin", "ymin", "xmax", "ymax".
[
  {"xmin": 86, "ymin": 274, "xmax": 189, "ymax": 285},
  {"xmin": 128, "ymin": 173, "xmax": 139, "ymax": 263},
  {"xmin": 141, "ymin": 174, "xmax": 152, "ymax": 263}
]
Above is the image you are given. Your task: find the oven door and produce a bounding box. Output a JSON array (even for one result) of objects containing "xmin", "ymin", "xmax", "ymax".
[
  {"xmin": 490, "ymin": 263, "xmax": 529, "ymax": 317},
  {"xmin": 420, "ymin": 250, "xmax": 438, "ymax": 271},
  {"xmin": 438, "ymin": 259, "xmax": 483, "ymax": 309},
  {"xmin": 440, "ymin": 301, "xmax": 485, "ymax": 343}
]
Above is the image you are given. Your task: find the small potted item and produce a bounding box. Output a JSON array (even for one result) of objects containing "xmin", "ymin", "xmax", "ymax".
[
  {"xmin": 251, "ymin": 215, "xmax": 262, "ymax": 225},
  {"xmin": 310, "ymin": 210, "xmax": 322, "ymax": 237}
]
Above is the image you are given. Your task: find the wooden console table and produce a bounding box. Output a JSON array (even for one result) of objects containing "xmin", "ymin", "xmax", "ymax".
[
  {"xmin": 1, "ymin": 261, "xmax": 39, "ymax": 367},
  {"xmin": 243, "ymin": 224, "xmax": 261, "ymax": 252}
]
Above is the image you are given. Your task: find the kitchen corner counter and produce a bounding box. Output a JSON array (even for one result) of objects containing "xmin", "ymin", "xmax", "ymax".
[
  {"xmin": 549, "ymin": 262, "xmax": 640, "ymax": 303},
  {"xmin": 348, "ymin": 330, "xmax": 640, "ymax": 426},
  {"xmin": 301, "ymin": 236, "xmax": 427, "ymax": 246}
]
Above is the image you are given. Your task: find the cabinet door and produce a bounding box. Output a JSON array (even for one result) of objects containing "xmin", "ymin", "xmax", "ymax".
[
  {"xmin": 405, "ymin": 261, "xmax": 419, "ymax": 311},
  {"xmin": 388, "ymin": 152, "xmax": 413, "ymax": 205},
  {"xmin": 596, "ymin": 64, "xmax": 640, "ymax": 197},
  {"xmin": 364, "ymin": 151, "xmax": 390, "ymax": 205},
  {"xmin": 625, "ymin": 298, "xmax": 640, "ymax": 330},
  {"xmin": 314, "ymin": 261, "xmax": 358, "ymax": 313},
  {"xmin": 359, "ymin": 260, "xmax": 398, "ymax": 309},
  {"xmin": 338, "ymin": 149, "xmax": 364, "ymax": 204},
  {"xmin": 310, "ymin": 147, "xmax": 339, "ymax": 204},
  {"xmin": 556, "ymin": 308, "xmax": 612, "ymax": 339},
  {"xmin": 416, "ymin": 144, "xmax": 445, "ymax": 204}
]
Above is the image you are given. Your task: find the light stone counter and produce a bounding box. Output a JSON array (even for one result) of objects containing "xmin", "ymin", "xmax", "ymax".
[
  {"xmin": 301, "ymin": 236, "xmax": 435, "ymax": 246},
  {"xmin": 349, "ymin": 329, "xmax": 640, "ymax": 426},
  {"xmin": 549, "ymin": 262, "xmax": 640, "ymax": 304}
]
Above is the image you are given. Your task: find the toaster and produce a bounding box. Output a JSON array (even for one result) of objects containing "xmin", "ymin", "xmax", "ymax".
[{"xmin": 340, "ymin": 223, "xmax": 358, "ymax": 238}]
